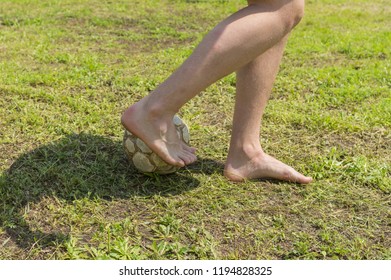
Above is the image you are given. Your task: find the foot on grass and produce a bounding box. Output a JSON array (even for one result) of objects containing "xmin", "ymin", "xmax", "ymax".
[
  {"xmin": 224, "ymin": 149, "xmax": 312, "ymax": 184},
  {"xmin": 121, "ymin": 101, "xmax": 197, "ymax": 167}
]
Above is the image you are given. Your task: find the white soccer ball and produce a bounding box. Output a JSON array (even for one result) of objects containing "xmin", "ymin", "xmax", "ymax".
[{"xmin": 123, "ymin": 115, "xmax": 190, "ymax": 174}]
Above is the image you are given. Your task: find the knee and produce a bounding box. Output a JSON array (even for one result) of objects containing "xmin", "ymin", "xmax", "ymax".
[
  {"xmin": 281, "ymin": 0, "xmax": 305, "ymax": 31},
  {"xmin": 289, "ymin": 0, "xmax": 305, "ymax": 28},
  {"xmin": 250, "ymin": 0, "xmax": 305, "ymax": 31}
]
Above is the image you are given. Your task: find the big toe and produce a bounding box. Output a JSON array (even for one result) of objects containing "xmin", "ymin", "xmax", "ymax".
[
  {"xmin": 299, "ymin": 175, "xmax": 313, "ymax": 184},
  {"xmin": 287, "ymin": 170, "xmax": 313, "ymax": 184}
]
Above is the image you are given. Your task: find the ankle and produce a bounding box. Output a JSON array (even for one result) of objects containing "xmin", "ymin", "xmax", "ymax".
[
  {"xmin": 142, "ymin": 96, "xmax": 177, "ymax": 120},
  {"xmin": 227, "ymin": 142, "xmax": 263, "ymax": 160}
]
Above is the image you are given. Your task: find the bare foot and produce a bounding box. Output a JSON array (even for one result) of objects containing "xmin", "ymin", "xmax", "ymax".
[
  {"xmin": 224, "ymin": 149, "xmax": 312, "ymax": 184},
  {"xmin": 121, "ymin": 101, "xmax": 197, "ymax": 167}
]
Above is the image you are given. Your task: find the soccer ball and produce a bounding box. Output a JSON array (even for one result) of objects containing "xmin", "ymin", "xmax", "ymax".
[{"xmin": 123, "ymin": 115, "xmax": 190, "ymax": 174}]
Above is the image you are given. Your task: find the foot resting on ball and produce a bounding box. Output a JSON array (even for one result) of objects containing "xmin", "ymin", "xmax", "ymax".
[{"xmin": 121, "ymin": 100, "xmax": 197, "ymax": 168}]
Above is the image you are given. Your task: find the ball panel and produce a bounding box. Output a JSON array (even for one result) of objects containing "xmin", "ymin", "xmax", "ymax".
[
  {"xmin": 181, "ymin": 126, "xmax": 190, "ymax": 144},
  {"xmin": 124, "ymin": 138, "xmax": 136, "ymax": 153},
  {"xmin": 155, "ymin": 166, "xmax": 178, "ymax": 174},
  {"xmin": 136, "ymin": 138, "xmax": 152, "ymax": 153},
  {"xmin": 132, "ymin": 152, "xmax": 155, "ymax": 173},
  {"xmin": 173, "ymin": 115, "xmax": 183, "ymax": 126}
]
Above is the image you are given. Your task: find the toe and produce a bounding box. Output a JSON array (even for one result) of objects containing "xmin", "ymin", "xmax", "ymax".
[
  {"xmin": 188, "ymin": 152, "xmax": 197, "ymax": 164},
  {"xmin": 174, "ymin": 157, "xmax": 186, "ymax": 167},
  {"xmin": 179, "ymin": 150, "xmax": 197, "ymax": 165},
  {"xmin": 289, "ymin": 170, "xmax": 313, "ymax": 184},
  {"xmin": 183, "ymin": 143, "xmax": 197, "ymax": 154},
  {"xmin": 167, "ymin": 156, "xmax": 185, "ymax": 167},
  {"xmin": 301, "ymin": 176, "xmax": 313, "ymax": 184}
]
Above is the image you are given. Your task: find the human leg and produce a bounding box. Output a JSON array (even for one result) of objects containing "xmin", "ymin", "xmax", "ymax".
[
  {"xmin": 122, "ymin": 0, "xmax": 305, "ymax": 167},
  {"xmin": 224, "ymin": 36, "xmax": 313, "ymax": 183}
]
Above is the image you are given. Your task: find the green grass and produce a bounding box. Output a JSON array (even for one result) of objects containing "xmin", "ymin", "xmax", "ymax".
[{"xmin": 0, "ymin": 0, "xmax": 390, "ymax": 260}]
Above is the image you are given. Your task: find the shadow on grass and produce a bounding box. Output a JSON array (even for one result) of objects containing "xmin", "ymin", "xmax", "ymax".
[{"xmin": 0, "ymin": 132, "xmax": 223, "ymax": 254}]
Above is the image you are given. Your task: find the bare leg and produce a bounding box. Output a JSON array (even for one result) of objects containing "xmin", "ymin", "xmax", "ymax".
[
  {"xmin": 224, "ymin": 36, "xmax": 313, "ymax": 183},
  {"xmin": 122, "ymin": 0, "xmax": 305, "ymax": 168}
]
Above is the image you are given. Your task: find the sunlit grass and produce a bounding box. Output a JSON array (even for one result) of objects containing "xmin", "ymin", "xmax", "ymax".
[{"xmin": 0, "ymin": 0, "xmax": 390, "ymax": 260}]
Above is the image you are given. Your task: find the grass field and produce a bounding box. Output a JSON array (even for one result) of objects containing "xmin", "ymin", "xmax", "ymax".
[{"xmin": 0, "ymin": 0, "xmax": 390, "ymax": 260}]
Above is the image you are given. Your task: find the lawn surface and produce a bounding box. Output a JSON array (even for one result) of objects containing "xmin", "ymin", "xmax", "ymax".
[{"xmin": 0, "ymin": 0, "xmax": 390, "ymax": 259}]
